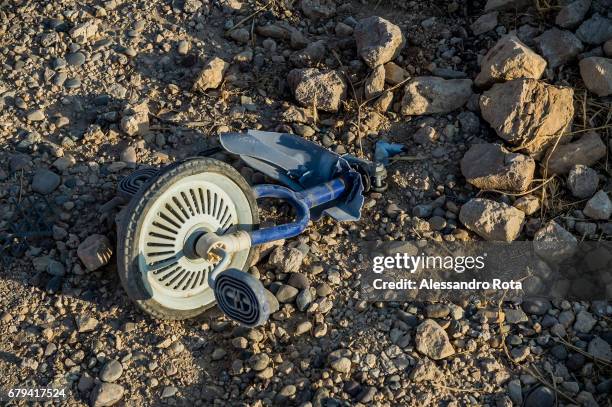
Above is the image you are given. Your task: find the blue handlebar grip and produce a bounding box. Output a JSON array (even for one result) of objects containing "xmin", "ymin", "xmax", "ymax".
[{"xmin": 249, "ymin": 178, "xmax": 347, "ymax": 246}]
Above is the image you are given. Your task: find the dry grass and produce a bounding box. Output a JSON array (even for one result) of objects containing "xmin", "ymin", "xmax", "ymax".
[{"xmin": 539, "ymin": 89, "xmax": 612, "ymax": 224}]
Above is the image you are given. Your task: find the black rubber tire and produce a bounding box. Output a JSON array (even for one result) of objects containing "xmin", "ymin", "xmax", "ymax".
[{"xmin": 117, "ymin": 158, "xmax": 259, "ymax": 320}]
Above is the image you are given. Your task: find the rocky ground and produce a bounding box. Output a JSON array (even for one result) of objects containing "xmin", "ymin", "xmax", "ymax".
[{"xmin": 1, "ymin": 0, "xmax": 611, "ymax": 406}]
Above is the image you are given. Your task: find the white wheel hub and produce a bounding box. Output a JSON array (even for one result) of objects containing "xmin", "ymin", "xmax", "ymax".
[{"xmin": 138, "ymin": 172, "xmax": 254, "ymax": 310}]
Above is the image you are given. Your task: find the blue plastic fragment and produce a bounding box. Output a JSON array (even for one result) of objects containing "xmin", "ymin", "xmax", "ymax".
[
  {"xmin": 374, "ymin": 141, "xmax": 405, "ymax": 165},
  {"xmin": 220, "ymin": 130, "xmax": 364, "ymax": 221}
]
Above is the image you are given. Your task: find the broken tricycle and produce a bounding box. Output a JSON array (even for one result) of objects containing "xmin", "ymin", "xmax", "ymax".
[{"xmin": 116, "ymin": 130, "xmax": 403, "ymax": 327}]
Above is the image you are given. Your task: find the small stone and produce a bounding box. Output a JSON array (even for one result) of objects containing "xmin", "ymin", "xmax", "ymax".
[
  {"xmin": 510, "ymin": 346, "xmax": 530, "ymax": 362},
  {"xmin": 287, "ymin": 272, "xmax": 310, "ymax": 289},
  {"xmin": 604, "ymin": 39, "xmax": 612, "ymax": 57},
  {"xmin": 192, "ymin": 57, "xmax": 229, "ymax": 92},
  {"xmin": 524, "ymin": 386, "xmax": 554, "ymax": 407},
  {"xmin": 461, "ymin": 143, "xmax": 535, "ymax": 192},
  {"xmin": 425, "ymin": 304, "xmax": 450, "ymax": 318},
  {"xmin": 229, "ymin": 28, "xmax": 250, "ymax": 43},
  {"xmin": 120, "ymin": 147, "xmax": 137, "ymax": 164},
  {"xmin": 249, "ymin": 353, "xmax": 270, "ymax": 371},
  {"xmin": 574, "ymin": 310, "xmax": 597, "ymax": 333},
  {"xmin": 364, "ymin": 65, "xmax": 385, "ymax": 99},
  {"xmin": 373, "ymin": 90, "xmax": 394, "ymax": 112},
  {"xmin": 475, "ymin": 35, "xmax": 546, "ymax": 87},
  {"xmin": 32, "ymin": 169, "xmax": 60, "ymax": 194},
  {"xmin": 70, "ymin": 20, "xmax": 98, "ymax": 43},
  {"xmin": 287, "ymin": 68, "xmax": 347, "ymax": 112},
  {"xmin": 513, "ymin": 195, "xmax": 540, "ymax": 215},
  {"xmin": 587, "ymin": 336, "xmax": 611, "ymax": 361},
  {"xmin": 534, "ymin": 28, "xmax": 583, "ymax": 69},
  {"xmin": 533, "ymin": 221, "xmax": 577, "ymax": 262},
  {"xmin": 100, "ymin": 360, "xmax": 123, "ymax": 382},
  {"xmin": 275, "ymin": 284, "xmax": 299, "ymax": 303},
  {"xmin": 414, "ymin": 126, "xmax": 438, "ymax": 144},
  {"xmin": 268, "ymin": 246, "xmax": 304, "ymax": 273},
  {"xmin": 545, "ymin": 132, "xmax": 606, "ymax": 175},
  {"xmin": 471, "ymin": 12, "xmax": 498, "ymax": 36},
  {"xmin": 46, "ymin": 260, "xmax": 66, "ymax": 276},
  {"xmin": 66, "ymin": 52, "xmax": 86, "ymax": 66},
  {"xmin": 409, "ymin": 358, "xmax": 441, "ymax": 382},
  {"xmin": 401, "ymin": 77, "xmax": 473, "ymax": 115},
  {"xmin": 583, "ymin": 190, "xmax": 612, "ymax": 220},
  {"xmin": 480, "ymin": 79, "xmax": 574, "ymax": 157},
  {"xmin": 384, "ymin": 62, "xmax": 410, "ymax": 85},
  {"xmin": 579, "ymin": 57, "xmax": 612, "ymax": 97},
  {"xmin": 295, "ymin": 321, "xmax": 312, "ymax": 335},
  {"xmin": 556, "ymin": 0, "xmax": 591, "ymax": 29},
  {"xmin": 78, "ymin": 374, "xmax": 95, "ymax": 393},
  {"xmin": 459, "ymin": 198, "xmax": 525, "ymax": 242},
  {"xmin": 177, "ymin": 40, "xmax": 189, "ymax": 55},
  {"xmin": 160, "ymin": 386, "xmax": 178, "ymax": 398},
  {"xmin": 504, "ymin": 308, "xmax": 528, "ymax": 324},
  {"xmin": 485, "ymin": 0, "xmax": 530, "ymax": 12},
  {"xmin": 414, "ymin": 319, "xmax": 455, "ymax": 360},
  {"xmin": 296, "ymin": 289, "xmax": 312, "ymax": 311},
  {"xmin": 567, "ymin": 165, "xmax": 599, "ymax": 198},
  {"xmin": 27, "ymin": 109, "xmax": 45, "ymax": 122},
  {"xmin": 356, "ymin": 386, "xmax": 376, "ymax": 403},
  {"xmin": 507, "ymin": 379, "xmax": 523, "ymax": 405},
  {"xmin": 64, "ymin": 77, "xmax": 81, "ymax": 88},
  {"xmin": 77, "ymin": 234, "xmax": 113, "ymax": 271},
  {"xmin": 256, "ymin": 366, "xmax": 274, "ymax": 379},
  {"xmin": 90, "ymin": 383, "xmax": 124, "ymax": 407},
  {"xmin": 75, "ymin": 315, "xmax": 98, "ymax": 333},
  {"xmin": 211, "ymin": 348, "xmax": 226, "ymax": 360},
  {"xmin": 120, "ymin": 100, "xmax": 149, "ymax": 136},
  {"xmin": 300, "ymin": 0, "xmax": 336, "ymax": 20},
  {"xmin": 576, "ymin": 13, "xmax": 612, "ymax": 45},
  {"xmin": 330, "ymin": 357, "xmax": 351, "ymax": 373},
  {"xmin": 354, "ymin": 16, "xmax": 405, "ymax": 69},
  {"xmin": 335, "ymin": 22, "xmax": 353, "ymax": 37}
]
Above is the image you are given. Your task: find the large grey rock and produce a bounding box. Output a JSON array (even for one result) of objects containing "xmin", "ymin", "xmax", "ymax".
[
  {"xmin": 534, "ymin": 28, "xmax": 583, "ymax": 69},
  {"xmin": 576, "ymin": 13, "xmax": 612, "ymax": 45},
  {"xmin": 480, "ymin": 79, "xmax": 574, "ymax": 157},
  {"xmin": 533, "ymin": 221, "xmax": 577, "ymax": 263},
  {"xmin": 583, "ymin": 190, "xmax": 612, "ymax": 220},
  {"xmin": 579, "ymin": 57, "xmax": 612, "ymax": 97},
  {"xmin": 459, "ymin": 198, "xmax": 525, "ymax": 241},
  {"xmin": 567, "ymin": 165, "xmax": 599, "ymax": 198},
  {"xmin": 32, "ymin": 168, "xmax": 60, "ymax": 195},
  {"xmin": 545, "ymin": 132, "xmax": 606, "ymax": 174},
  {"xmin": 354, "ymin": 16, "xmax": 405, "ymax": 69},
  {"xmin": 192, "ymin": 57, "xmax": 229, "ymax": 92},
  {"xmin": 475, "ymin": 35, "xmax": 546, "ymax": 87},
  {"xmin": 555, "ymin": 0, "xmax": 591, "ymax": 29},
  {"xmin": 414, "ymin": 319, "xmax": 455, "ymax": 360},
  {"xmin": 287, "ymin": 68, "xmax": 347, "ymax": 112},
  {"xmin": 401, "ymin": 77, "xmax": 473, "ymax": 115},
  {"xmin": 461, "ymin": 143, "xmax": 535, "ymax": 192}
]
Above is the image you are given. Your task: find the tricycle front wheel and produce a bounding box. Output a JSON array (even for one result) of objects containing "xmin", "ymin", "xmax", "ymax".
[{"xmin": 117, "ymin": 158, "xmax": 259, "ymax": 320}]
